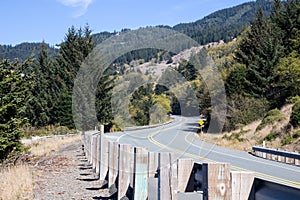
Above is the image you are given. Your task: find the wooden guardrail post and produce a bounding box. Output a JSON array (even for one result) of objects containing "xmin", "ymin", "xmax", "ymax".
[
  {"xmin": 118, "ymin": 144, "xmax": 133, "ymax": 200},
  {"xmin": 158, "ymin": 152, "xmax": 178, "ymax": 200},
  {"xmin": 108, "ymin": 141, "xmax": 119, "ymax": 189},
  {"xmin": 271, "ymin": 154, "xmax": 276, "ymax": 161},
  {"xmin": 86, "ymin": 134, "xmax": 92, "ymax": 164},
  {"xmin": 83, "ymin": 133, "xmax": 88, "ymax": 159},
  {"xmin": 277, "ymin": 149, "xmax": 282, "ymax": 162},
  {"xmin": 177, "ymin": 159, "xmax": 194, "ymax": 193},
  {"xmin": 133, "ymin": 147, "xmax": 149, "ymax": 200},
  {"xmin": 95, "ymin": 125, "xmax": 104, "ymax": 175},
  {"xmin": 95, "ymin": 133, "xmax": 101, "ymax": 175},
  {"xmin": 92, "ymin": 134, "xmax": 97, "ymax": 170},
  {"xmin": 295, "ymin": 151, "xmax": 299, "ymax": 166},
  {"xmin": 231, "ymin": 171, "xmax": 255, "ymax": 200},
  {"xmin": 100, "ymin": 138, "xmax": 109, "ymax": 180},
  {"xmin": 285, "ymin": 149, "xmax": 289, "ymax": 164},
  {"xmin": 148, "ymin": 152, "xmax": 159, "ymax": 178},
  {"xmin": 89, "ymin": 133, "xmax": 93, "ymax": 164},
  {"xmin": 262, "ymin": 141, "xmax": 266, "ymax": 158},
  {"xmin": 203, "ymin": 163, "xmax": 231, "ymax": 200}
]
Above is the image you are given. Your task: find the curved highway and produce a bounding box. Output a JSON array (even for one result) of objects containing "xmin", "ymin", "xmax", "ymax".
[{"xmin": 104, "ymin": 116, "xmax": 300, "ymax": 189}]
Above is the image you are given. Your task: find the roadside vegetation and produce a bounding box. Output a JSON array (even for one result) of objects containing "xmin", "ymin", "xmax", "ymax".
[
  {"xmin": 0, "ymin": 164, "xmax": 33, "ymax": 200},
  {"xmin": 0, "ymin": 134, "xmax": 81, "ymax": 200},
  {"xmin": 200, "ymin": 0, "xmax": 300, "ymax": 151}
]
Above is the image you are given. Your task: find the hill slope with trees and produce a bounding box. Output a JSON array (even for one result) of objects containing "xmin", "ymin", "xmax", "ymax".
[
  {"xmin": 1, "ymin": 0, "xmax": 273, "ymax": 62},
  {"xmin": 1, "ymin": 0, "xmax": 300, "ymax": 161}
]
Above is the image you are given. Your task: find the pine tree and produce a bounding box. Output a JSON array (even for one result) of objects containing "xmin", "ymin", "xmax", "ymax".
[
  {"xmin": 0, "ymin": 59, "xmax": 33, "ymax": 161},
  {"xmin": 25, "ymin": 42, "xmax": 62, "ymax": 127},
  {"xmin": 56, "ymin": 25, "xmax": 95, "ymax": 90},
  {"xmin": 234, "ymin": 9, "xmax": 284, "ymax": 99},
  {"xmin": 55, "ymin": 25, "xmax": 95, "ymax": 129},
  {"xmin": 271, "ymin": 0, "xmax": 300, "ymax": 54}
]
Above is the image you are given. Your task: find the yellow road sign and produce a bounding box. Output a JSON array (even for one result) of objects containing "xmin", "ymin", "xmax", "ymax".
[{"xmin": 199, "ymin": 120, "xmax": 204, "ymax": 126}]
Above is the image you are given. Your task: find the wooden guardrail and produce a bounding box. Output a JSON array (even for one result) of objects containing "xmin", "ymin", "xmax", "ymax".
[
  {"xmin": 252, "ymin": 146, "xmax": 300, "ymax": 166},
  {"xmin": 82, "ymin": 125, "xmax": 256, "ymax": 200}
]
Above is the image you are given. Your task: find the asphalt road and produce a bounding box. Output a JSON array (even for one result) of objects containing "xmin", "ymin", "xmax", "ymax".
[{"xmin": 104, "ymin": 116, "xmax": 300, "ymax": 189}]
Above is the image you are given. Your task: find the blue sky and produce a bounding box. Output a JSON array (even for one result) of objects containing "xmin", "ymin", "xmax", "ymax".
[{"xmin": 0, "ymin": 0, "xmax": 251, "ymax": 46}]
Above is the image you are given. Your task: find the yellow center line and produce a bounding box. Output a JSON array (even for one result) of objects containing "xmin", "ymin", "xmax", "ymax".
[{"xmin": 147, "ymin": 119, "xmax": 300, "ymax": 188}]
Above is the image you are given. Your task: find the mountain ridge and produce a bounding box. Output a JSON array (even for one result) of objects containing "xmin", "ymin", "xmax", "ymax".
[{"xmin": 0, "ymin": 0, "xmax": 273, "ymax": 61}]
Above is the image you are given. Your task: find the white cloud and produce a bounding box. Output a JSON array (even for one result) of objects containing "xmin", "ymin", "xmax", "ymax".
[{"xmin": 58, "ymin": 0, "xmax": 93, "ymax": 17}]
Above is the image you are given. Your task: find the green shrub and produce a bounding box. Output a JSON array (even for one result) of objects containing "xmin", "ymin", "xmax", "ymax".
[
  {"xmin": 257, "ymin": 109, "xmax": 285, "ymax": 130},
  {"xmin": 264, "ymin": 132, "xmax": 280, "ymax": 141},
  {"xmin": 287, "ymin": 96, "xmax": 300, "ymax": 104},
  {"xmin": 222, "ymin": 129, "xmax": 248, "ymax": 142},
  {"xmin": 281, "ymin": 136, "xmax": 293, "ymax": 146},
  {"xmin": 290, "ymin": 101, "xmax": 300, "ymax": 128},
  {"xmin": 293, "ymin": 130, "xmax": 300, "ymax": 139},
  {"xmin": 224, "ymin": 95, "xmax": 269, "ymax": 132}
]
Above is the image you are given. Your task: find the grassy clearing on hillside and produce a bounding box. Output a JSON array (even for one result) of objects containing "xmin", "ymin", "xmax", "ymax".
[
  {"xmin": 256, "ymin": 109, "xmax": 285, "ymax": 131},
  {"xmin": 23, "ymin": 125, "xmax": 78, "ymax": 139},
  {"xmin": 28, "ymin": 134, "xmax": 81, "ymax": 156}
]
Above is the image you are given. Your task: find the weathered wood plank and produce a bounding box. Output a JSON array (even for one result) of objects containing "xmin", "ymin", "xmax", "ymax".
[
  {"xmin": 133, "ymin": 147, "xmax": 148, "ymax": 200},
  {"xmin": 148, "ymin": 152, "xmax": 158, "ymax": 178},
  {"xmin": 92, "ymin": 135, "xmax": 97, "ymax": 170},
  {"xmin": 95, "ymin": 134, "xmax": 101, "ymax": 175},
  {"xmin": 177, "ymin": 159, "xmax": 194, "ymax": 193},
  {"xmin": 88, "ymin": 134, "xmax": 92, "ymax": 162},
  {"xmin": 108, "ymin": 141, "xmax": 119, "ymax": 188},
  {"xmin": 203, "ymin": 163, "xmax": 231, "ymax": 200},
  {"xmin": 158, "ymin": 152, "xmax": 177, "ymax": 200},
  {"xmin": 170, "ymin": 154, "xmax": 178, "ymax": 200},
  {"xmin": 100, "ymin": 138, "xmax": 109, "ymax": 180},
  {"xmin": 231, "ymin": 171, "xmax": 254, "ymax": 200},
  {"xmin": 118, "ymin": 144, "xmax": 133, "ymax": 200}
]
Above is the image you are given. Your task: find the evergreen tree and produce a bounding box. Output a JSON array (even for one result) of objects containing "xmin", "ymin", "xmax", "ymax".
[
  {"xmin": 0, "ymin": 59, "xmax": 33, "ymax": 161},
  {"xmin": 130, "ymin": 84, "xmax": 155, "ymax": 126},
  {"xmin": 56, "ymin": 25, "xmax": 95, "ymax": 90},
  {"xmin": 271, "ymin": 0, "xmax": 300, "ymax": 54},
  {"xmin": 95, "ymin": 75, "xmax": 115, "ymax": 125},
  {"xmin": 177, "ymin": 59, "xmax": 197, "ymax": 81},
  {"xmin": 55, "ymin": 25, "xmax": 95, "ymax": 129},
  {"xmin": 234, "ymin": 9, "xmax": 284, "ymax": 99},
  {"xmin": 25, "ymin": 42, "xmax": 62, "ymax": 127}
]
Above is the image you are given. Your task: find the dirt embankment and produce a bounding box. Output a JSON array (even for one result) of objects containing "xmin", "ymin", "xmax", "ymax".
[{"xmin": 199, "ymin": 104, "xmax": 300, "ymax": 152}]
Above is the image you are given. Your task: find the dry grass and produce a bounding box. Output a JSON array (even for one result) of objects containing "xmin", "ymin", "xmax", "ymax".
[
  {"xmin": 0, "ymin": 134, "xmax": 81, "ymax": 200},
  {"xmin": 199, "ymin": 104, "xmax": 299, "ymax": 152},
  {"xmin": 28, "ymin": 134, "xmax": 81, "ymax": 156},
  {"xmin": 0, "ymin": 164, "xmax": 33, "ymax": 200}
]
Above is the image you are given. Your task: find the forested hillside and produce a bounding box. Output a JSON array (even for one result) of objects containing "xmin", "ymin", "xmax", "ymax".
[
  {"xmin": 206, "ymin": 0, "xmax": 300, "ymax": 150},
  {"xmin": 0, "ymin": 42, "xmax": 58, "ymax": 61},
  {"xmin": 1, "ymin": 0, "xmax": 273, "ymax": 62},
  {"xmin": 173, "ymin": 0, "xmax": 273, "ymax": 44}
]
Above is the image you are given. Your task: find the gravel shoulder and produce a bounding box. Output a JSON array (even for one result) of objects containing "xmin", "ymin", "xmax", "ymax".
[{"xmin": 32, "ymin": 142, "xmax": 109, "ymax": 200}]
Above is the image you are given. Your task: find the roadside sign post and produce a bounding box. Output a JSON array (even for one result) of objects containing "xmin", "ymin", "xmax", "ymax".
[{"xmin": 199, "ymin": 119, "xmax": 205, "ymax": 134}]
